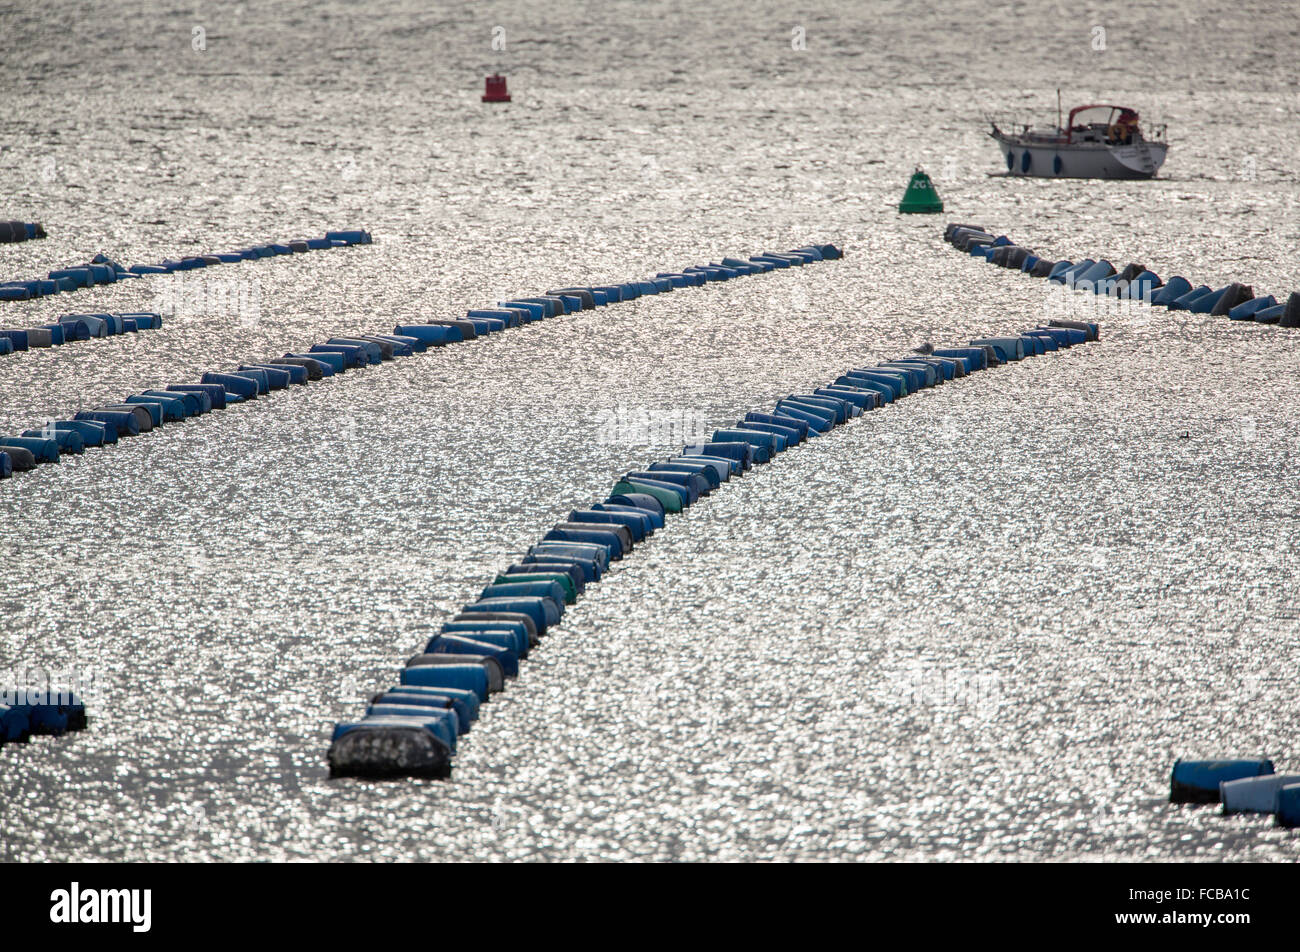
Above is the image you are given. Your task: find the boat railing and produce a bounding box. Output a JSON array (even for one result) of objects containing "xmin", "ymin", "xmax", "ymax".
[
  {"xmin": 988, "ymin": 109, "xmax": 1167, "ymax": 143},
  {"xmin": 984, "ymin": 112, "xmax": 1037, "ymax": 137}
]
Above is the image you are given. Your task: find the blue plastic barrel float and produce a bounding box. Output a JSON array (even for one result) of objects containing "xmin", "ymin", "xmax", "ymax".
[
  {"xmin": 1167, "ymin": 285, "xmax": 1214, "ymax": 311},
  {"xmin": 169, "ymin": 383, "xmax": 227, "ymax": 409},
  {"xmin": 595, "ymin": 499, "xmax": 665, "ymax": 530},
  {"xmin": 20, "ymin": 427, "xmax": 83, "ymax": 454},
  {"xmin": 1148, "ymin": 276, "xmax": 1192, "ymax": 306},
  {"xmin": 429, "ymin": 627, "xmax": 526, "ymax": 661},
  {"xmin": 817, "ymin": 386, "xmax": 881, "ymax": 410},
  {"xmin": 395, "ymin": 324, "xmax": 461, "ymax": 346},
  {"xmin": 199, "ymin": 372, "xmax": 258, "ymax": 399},
  {"xmin": 363, "ymin": 704, "xmax": 459, "ymax": 750},
  {"xmin": 1023, "ymin": 331, "xmax": 1060, "ymax": 352},
  {"xmin": 773, "ymin": 400, "xmax": 834, "ymax": 432},
  {"xmin": 788, "ymin": 394, "xmax": 849, "ymax": 423},
  {"xmin": 1277, "ymin": 784, "xmax": 1300, "ymax": 828},
  {"xmin": 414, "ymin": 637, "xmax": 516, "ymax": 680},
  {"xmin": 309, "ymin": 341, "xmax": 367, "ymax": 368},
  {"xmin": 569, "ymin": 508, "xmax": 650, "ymax": 543},
  {"xmin": 524, "ymin": 547, "xmax": 605, "ymax": 583},
  {"xmin": 710, "ymin": 429, "xmax": 775, "ymax": 462},
  {"xmin": 848, "ymin": 369, "xmax": 910, "ymax": 399},
  {"xmin": 427, "ymin": 630, "xmax": 525, "ymax": 667},
  {"xmin": 0, "ymin": 436, "xmax": 60, "ymax": 463},
  {"xmin": 375, "ymin": 685, "xmax": 479, "ymax": 731},
  {"xmin": 1, "ymin": 704, "xmax": 31, "ymax": 743},
  {"xmin": 1047, "ymin": 319, "xmax": 1098, "ymax": 341},
  {"xmin": 676, "ymin": 454, "xmax": 741, "ymax": 480},
  {"xmin": 399, "ymin": 661, "xmax": 491, "ymax": 702},
  {"xmin": 408, "ymin": 651, "xmax": 505, "ymax": 693},
  {"xmin": 6, "ymin": 689, "xmax": 88, "ymax": 734},
  {"xmin": 0, "ymin": 447, "xmax": 33, "ymax": 473},
  {"xmin": 545, "ymin": 521, "xmax": 632, "ymax": 559},
  {"xmin": 794, "ymin": 392, "xmax": 855, "ymax": 419},
  {"xmin": 626, "ymin": 469, "xmax": 707, "ymax": 502},
  {"xmin": 1170, "ymin": 758, "xmax": 1274, "ymax": 804},
  {"xmin": 642, "ymin": 462, "xmax": 717, "ymax": 494},
  {"xmin": 74, "ymin": 408, "xmax": 140, "ymax": 437},
  {"xmin": 126, "ymin": 392, "xmax": 186, "ymax": 422},
  {"xmin": 969, "ymin": 337, "xmax": 1024, "ymax": 362},
  {"xmin": 444, "ymin": 616, "xmax": 538, "ymax": 650},
  {"xmin": 738, "ymin": 416, "xmax": 803, "ymax": 446},
  {"xmin": 1185, "ymin": 285, "xmax": 1234, "ymax": 314},
  {"xmin": 609, "ymin": 476, "xmax": 686, "ymax": 512},
  {"xmin": 1208, "ymin": 283, "xmax": 1254, "ymax": 316},
  {"xmin": 1227, "ymin": 295, "xmax": 1276, "ymax": 321},
  {"xmin": 683, "ymin": 441, "xmax": 753, "ymax": 470},
  {"xmin": 463, "ymin": 596, "xmax": 558, "ymax": 635},
  {"xmin": 1053, "ymin": 260, "xmax": 1096, "ymax": 286},
  {"xmin": 51, "ymin": 419, "xmax": 114, "ymax": 446},
  {"xmin": 26, "ymin": 326, "xmax": 57, "ymax": 347},
  {"xmin": 327, "ymin": 718, "xmax": 453, "ymax": 778},
  {"xmin": 107, "ymin": 399, "xmax": 161, "ymax": 427},
  {"xmin": 1219, "ymin": 773, "xmax": 1300, "ymax": 814}
]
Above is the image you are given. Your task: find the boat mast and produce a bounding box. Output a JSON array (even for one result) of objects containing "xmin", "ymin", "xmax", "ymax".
[{"xmin": 1057, "ymin": 88, "xmax": 1062, "ymax": 132}]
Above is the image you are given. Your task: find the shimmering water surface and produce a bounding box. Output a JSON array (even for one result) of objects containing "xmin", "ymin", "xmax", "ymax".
[{"xmin": 1, "ymin": 0, "xmax": 1298, "ymax": 861}]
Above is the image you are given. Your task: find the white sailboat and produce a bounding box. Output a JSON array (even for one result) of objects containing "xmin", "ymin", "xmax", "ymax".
[{"xmin": 990, "ymin": 102, "xmax": 1168, "ymax": 179}]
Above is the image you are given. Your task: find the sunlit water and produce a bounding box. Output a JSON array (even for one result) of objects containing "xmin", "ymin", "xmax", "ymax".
[{"xmin": 0, "ymin": 0, "xmax": 1297, "ymax": 861}]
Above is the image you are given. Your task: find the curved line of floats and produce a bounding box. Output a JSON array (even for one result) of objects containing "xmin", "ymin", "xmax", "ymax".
[
  {"xmin": 0, "ymin": 241, "xmax": 841, "ymax": 481},
  {"xmin": 327, "ymin": 291, "xmax": 1103, "ymax": 780},
  {"xmin": 950, "ymin": 224, "xmax": 1300, "ymax": 830},
  {"xmin": 0, "ymin": 229, "xmax": 373, "ymax": 306},
  {"xmin": 0, "ymin": 239, "xmax": 843, "ymax": 751},
  {"xmin": 0, "ymin": 221, "xmax": 46, "ymax": 244},
  {"xmin": 947, "ymin": 223, "xmax": 1300, "ymax": 326}
]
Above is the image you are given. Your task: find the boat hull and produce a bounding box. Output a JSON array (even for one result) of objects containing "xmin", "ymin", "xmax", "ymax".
[{"xmin": 992, "ymin": 134, "xmax": 1167, "ymax": 179}]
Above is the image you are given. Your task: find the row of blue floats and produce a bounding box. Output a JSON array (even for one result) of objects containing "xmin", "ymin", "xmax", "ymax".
[
  {"xmin": 388, "ymin": 243, "xmax": 846, "ymax": 347},
  {"xmin": 0, "ymin": 316, "xmax": 444, "ymax": 478},
  {"xmin": 0, "ymin": 243, "xmax": 843, "ymax": 484},
  {"xmin": 0, "ymin": 229, "xmax": 373, "ymax": 303},
  {"xmin": 0, "ymin": 220, "xmax": 46, "ymax": 243},
  {"xmin": 327, "ymin": 299, "xmax": 1099, "ymax": 779},
  {"xmin": 0, "ymin": 689, "xmax": 87, "ymax": 749},
  {"xmin": 1, "ymin": 309, "xmax": 161, "ymax": 358},
  {"xmin": 952, "ymin": 224, "xmax": 1300, "ymax": 833},
  {"xmin": 946, "ymin": 223, "xmax": 1300, "ymax": 326},
  {"xmin": 1170, "ymin": 759, "xmax": 1300, "ymax": 828}
]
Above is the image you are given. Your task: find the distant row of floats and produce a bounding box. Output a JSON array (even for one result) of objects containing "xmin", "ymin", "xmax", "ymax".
[
  {"xmin": 952, "ymin": 225, "xmax": 1300, "ymax": 831},
  {"xmin": 947, "ymin": 224, "xmax": 1300, "ymax": 325},
  {"xmin": 0, "ymin": 229, "xmax": 373, "ymax": 303},
  {"xmin": 328, "ymin": 296, "xmax": 1100, "ymax": 779},
  {"xmin": 0, "ymin": 242, "xmax": 843, "ymax": 480}
]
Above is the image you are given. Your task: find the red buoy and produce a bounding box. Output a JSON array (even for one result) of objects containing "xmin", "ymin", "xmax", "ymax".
[{"xmin": 482, "ymin": 74, "xmax": 511, "ymax": 103}]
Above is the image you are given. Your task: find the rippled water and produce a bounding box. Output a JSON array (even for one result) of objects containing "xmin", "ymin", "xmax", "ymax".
[{"xmin": 1, "ymin": 0, "xmax": 1298, "ymax": 861}]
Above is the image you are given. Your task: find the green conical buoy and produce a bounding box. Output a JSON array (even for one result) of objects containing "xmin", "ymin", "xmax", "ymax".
[{"xmin": 898, "ymin": 167, "xmax": 943, "ymax": 214}]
